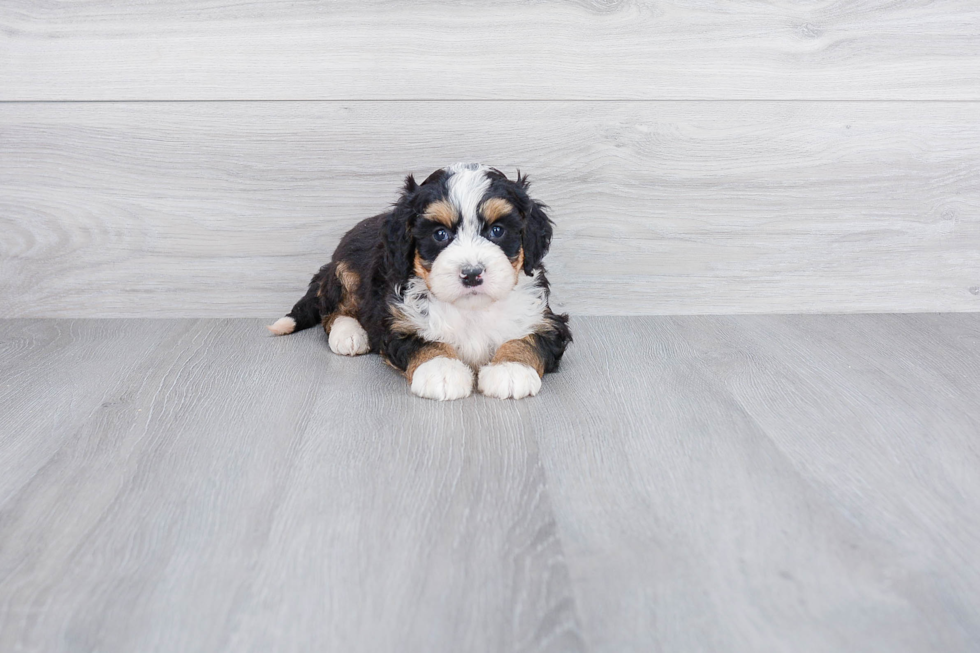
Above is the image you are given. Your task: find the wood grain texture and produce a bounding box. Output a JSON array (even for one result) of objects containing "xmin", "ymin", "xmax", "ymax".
[
  {"xmin": 3, "ymin": 101, "xmax": 979, "ymax": 317},
  {"xmin": 2, "ymin": 316, "xmax": 979, "ymax": 651},
  {"xmin": 530, "ymin": 315, "xmax": 980, "ymax": 652},
  {"xmin": 0, "ymin": 319, "xmax": 585, "ymax": 653},
  {"xmin": 2, "ymin": 1, "xmax": 980, "ymax": 100},
  {"xmin": 0, "ymin": 320, "xmax": 179, "ymax": 505}
]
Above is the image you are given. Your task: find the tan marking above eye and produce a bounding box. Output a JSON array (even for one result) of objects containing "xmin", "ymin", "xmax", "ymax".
[
  {"xmin": 481, "ymin": 197, "xmax": 514, "ymax": 224},
  {"xmin": 423, "ymin": 200, "xmax": 457, "ymax": 227}
]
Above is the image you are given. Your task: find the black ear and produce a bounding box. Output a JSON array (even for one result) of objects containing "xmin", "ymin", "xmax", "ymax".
[
  {"xmin": 516, "ymin": 173, "xmax": 554, "ymax": 275},
  {"xmin": 383, "ymin": 174, "xmax": 419, "ymax": 289}
]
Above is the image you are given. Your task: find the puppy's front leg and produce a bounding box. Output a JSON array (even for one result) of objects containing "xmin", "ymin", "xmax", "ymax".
[
  {"xmin": 478, "ymin": 336, "xmax": 544, "ymax": 400},
  {"xmin": 404, "ymin": 341, "xmax": 473, "ymax": 401}
]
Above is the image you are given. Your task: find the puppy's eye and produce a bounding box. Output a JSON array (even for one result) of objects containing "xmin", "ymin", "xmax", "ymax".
[
  {"xmin": 489, "ymin": 225, "xmax": 505, "ymax": 239},
  {"xmin": 433, "ymin": 228, "xmax": 449, "ymax": 242}
]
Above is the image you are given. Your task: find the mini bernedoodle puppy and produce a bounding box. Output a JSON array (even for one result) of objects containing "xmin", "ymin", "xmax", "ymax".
[{"xmin": 268, "ymin": 163, "xmax": 571, "ymax": 400}]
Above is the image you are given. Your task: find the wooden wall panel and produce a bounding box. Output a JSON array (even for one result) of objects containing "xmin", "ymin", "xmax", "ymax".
[
  {"xmin": 2, "ymin": 102, "xmax": 978, "ymax": 317},
  {"xmin": 2, "ymin": 1, "xmax": 979, "ymax": 100}
]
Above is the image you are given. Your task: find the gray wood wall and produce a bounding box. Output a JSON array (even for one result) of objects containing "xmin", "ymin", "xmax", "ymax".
[{"xmin": 2, "ymin": 1, "xmax": 979, "ymax": 317}]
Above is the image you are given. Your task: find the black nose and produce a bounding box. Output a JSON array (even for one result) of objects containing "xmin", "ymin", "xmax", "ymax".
[{"xmin": 460, "ymin": 266, "xmax": 484, "ymax": 287}]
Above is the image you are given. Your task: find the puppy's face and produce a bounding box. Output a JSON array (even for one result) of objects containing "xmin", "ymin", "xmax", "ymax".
[
  {"xmin": 414, "ymin": 183, "xmax": 524, "ymax": 308},
  {"xmin": 386, "ymin": 163, "xmax": 552, "ymax": 308}
]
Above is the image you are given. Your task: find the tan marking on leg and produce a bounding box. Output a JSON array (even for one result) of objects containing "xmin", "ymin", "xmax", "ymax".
[
  {"xmin": 321, "ymin": 260, "xmax": 363, "ymax": 334},
  {"xmin": 423, "ymin": 200, "xmax": 457, "ymax": 228},
  {"xmin": 336, "ymin": 261, "xmax": 360, "ymax": 295},
  {"xmin": 492, "ymin": 336, "xmax": 545, "ymax": 377},
  {"xmin": 481, "ymin": 197, "xmax": 514, "ymax": 223},
  {"xmin": 406, "ymin": 342, "xmax": 459, "ymax": 382},
  {"xmin": 335, "ymin": 261, "xmax": 360, "ymax": 315}
]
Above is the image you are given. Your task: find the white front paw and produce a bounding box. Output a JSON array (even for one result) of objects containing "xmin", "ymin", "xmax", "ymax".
[
  {"xmin": 328, "ymin": 316, "xmax": 370, "ymax": 356},
  {"xmin": 478, "ymin": 362, "xmax": 542, "ymax": 399},
  {"xmin": 411, "ymin": 357, "xmax": 474, "ymax": 401}
]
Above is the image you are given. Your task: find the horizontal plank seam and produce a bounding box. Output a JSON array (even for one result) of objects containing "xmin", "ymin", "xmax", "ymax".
[{"xmin": 4, "ymin": 99, "xmax": 980, "ymax": 104}]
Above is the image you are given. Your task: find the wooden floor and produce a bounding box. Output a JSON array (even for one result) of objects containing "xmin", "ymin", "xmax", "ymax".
[{"xmin": 1, "ymin": 315, "xmax": 978, "ymax": 652}]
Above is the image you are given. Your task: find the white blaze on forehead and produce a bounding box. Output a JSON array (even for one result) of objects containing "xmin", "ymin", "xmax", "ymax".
[
  {"xmin": 427, "ymin": 162, "xmax": 515, "ymax": 306},
  {"xmin": 446, "ymin": 162, "xmax": 491, "ymax": 237}
]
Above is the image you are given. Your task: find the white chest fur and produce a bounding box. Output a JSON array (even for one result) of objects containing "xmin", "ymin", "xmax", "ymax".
[{"xmin": 394, "ymin": 272, "xmax": 548, "ymax": 368}]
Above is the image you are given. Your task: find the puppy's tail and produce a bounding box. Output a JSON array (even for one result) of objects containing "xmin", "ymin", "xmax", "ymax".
[{"xmin": 267, "ymin": 266, "xmax": 330, "ymax": 336}]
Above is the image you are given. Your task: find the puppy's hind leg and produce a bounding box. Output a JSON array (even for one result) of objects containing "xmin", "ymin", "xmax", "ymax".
[{"xmin": 267, "ymin": 263, "xmax": 335, "ymax": 336}]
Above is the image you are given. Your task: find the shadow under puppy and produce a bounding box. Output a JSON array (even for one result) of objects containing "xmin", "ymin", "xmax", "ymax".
[{"xmin": 268, "ymin": 163, "xmax": 571, "ymax": 400}]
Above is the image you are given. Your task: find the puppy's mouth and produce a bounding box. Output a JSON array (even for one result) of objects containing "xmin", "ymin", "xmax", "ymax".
[
  {"xmin": 453, "ymin": 291, "xmax": 495, "ymax": 309},
  {"xmin": 425, "ymin": 254, "xmax": 515, "ymax": 306}
]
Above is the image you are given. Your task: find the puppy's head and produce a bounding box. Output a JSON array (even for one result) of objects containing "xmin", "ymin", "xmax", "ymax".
[{"xmin": 384, "ymin": 163, "xmax": 553, "ymax": 308}]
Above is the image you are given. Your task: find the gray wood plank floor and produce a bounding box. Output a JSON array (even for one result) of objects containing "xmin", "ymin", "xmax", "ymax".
[{"xmin": 1, "ymin": 316, "xmax": 978, "ymax": 652}]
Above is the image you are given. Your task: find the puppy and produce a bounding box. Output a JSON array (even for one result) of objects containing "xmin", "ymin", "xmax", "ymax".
[{"xmin": 268, "ymin": 163, "xmax": 571, "ymax": 400}]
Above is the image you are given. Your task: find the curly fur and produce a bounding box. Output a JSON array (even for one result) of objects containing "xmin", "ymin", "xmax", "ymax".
[{"xmin": 270, "ymin": 164, "xmax": 571, "ymax": 399}]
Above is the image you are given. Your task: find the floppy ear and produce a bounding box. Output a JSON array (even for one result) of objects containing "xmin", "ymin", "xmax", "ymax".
[
  {"xmin": 516, "ymin": 173, "xmax": 554, "ymax": 275},
  {"xmin": 383, "ymin": 174, "xmax": 419, "ymax": 289}
]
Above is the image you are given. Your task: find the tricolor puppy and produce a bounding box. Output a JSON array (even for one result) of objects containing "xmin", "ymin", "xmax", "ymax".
[{"xmin": 268, "ymin": 163, "xmax": 571, "ymax": 400}]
